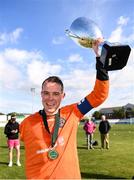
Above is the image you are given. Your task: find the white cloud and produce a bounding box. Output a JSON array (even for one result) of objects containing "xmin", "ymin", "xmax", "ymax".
[
  {"xmin": 0, "ymin": 28, "xmax": 23, "ymax": 45},
  {"xmin": 68, "ymin": 53, "xmax": 83, "ymax": 62},
  {"xmin": 108, "ymin": 16, "xmax": 131, "ymax": 43},
  {"xmin": 0, "ymin": 48, "xmax": 62, "ymax": 91},
  {"xmin": 0, "ymin": 56, "xmax": 22, "ymax": 89},
  {"xmin": 108, "ymin": 26, "xmax": 123, "ymax": 43},
  {"xmin": 62, "ymin": 68, "xmax": 95, "ymax": 105},
  {"xmin": 117, "ymin": 16, "xmax": 129, "ymax": 26},
  {"xmin": 64, "ymin": 70, "xmax": 91, "ymax": 89},
  {"xmin": 0, "ymin": 48, "xmax": 43, "ymax": 90},
  {"xmin": 27, "ymin": 60, "xmax": 62, "ymax": 86},
  {"xmin": 0, "ymin": 23, "xmax": 133, "ymax": 113},
  {"xmin": 3, "ymin": 48, "xmax": 43, "ymax": 65},
  {"xmin": 1, "ymin": 45, "xmax": 133, "ymax": 113}
]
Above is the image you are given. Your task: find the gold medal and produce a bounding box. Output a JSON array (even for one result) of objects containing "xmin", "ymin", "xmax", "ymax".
[{"xmin": 48, "ymin": 149, "xmax": 59, "ymax": 160}]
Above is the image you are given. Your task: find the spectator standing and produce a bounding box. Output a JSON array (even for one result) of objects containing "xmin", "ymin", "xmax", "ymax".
[
  {"xmin": 4, "ymin": 114, "xmax": 21, "ymax": 167},
  {"xmin": 99, "ymin": 115, "xmax": 111, "ymax": 149},
  {"xmin": 83, "ymin": 118, "xmax": 96, "ymax": 149}
]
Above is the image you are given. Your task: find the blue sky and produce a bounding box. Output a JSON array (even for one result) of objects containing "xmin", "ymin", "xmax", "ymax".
[{"xmin": 0, "ymin": 0, "xmax": 134, "ymax": 114}]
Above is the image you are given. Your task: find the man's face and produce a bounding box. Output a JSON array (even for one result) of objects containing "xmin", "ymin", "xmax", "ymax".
[
  {"xmin": 101, "ymin": 115, "xmax": 106, "ymax": 121},
  {"xmin": 41, "ymin": 81, "xmax": 65, "ymax": 115},
  {"xmin": 11, "ymin": 117, "xmax": 16, "ymax": 123}
]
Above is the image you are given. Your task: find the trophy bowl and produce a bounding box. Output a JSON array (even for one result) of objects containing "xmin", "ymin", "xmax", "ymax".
[{"xmin": 65, "ymin": 17, "xmax": 103, "ymax": 48}]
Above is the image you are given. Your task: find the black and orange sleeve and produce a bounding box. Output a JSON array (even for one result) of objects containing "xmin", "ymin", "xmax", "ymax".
[{"xmin": 77, "ymin": 57, "xmax": 109, "ymax": 115}]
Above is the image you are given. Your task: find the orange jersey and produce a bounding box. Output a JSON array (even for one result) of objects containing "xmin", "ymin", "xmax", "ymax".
[{"xmin": 20, "ymin": 79, "xmax": 109, "ymax": 179}]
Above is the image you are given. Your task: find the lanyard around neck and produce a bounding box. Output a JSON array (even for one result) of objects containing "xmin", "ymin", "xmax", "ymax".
[{"xmin": 39, "ymin": 109, "xmax": 60, "ymax": 147}]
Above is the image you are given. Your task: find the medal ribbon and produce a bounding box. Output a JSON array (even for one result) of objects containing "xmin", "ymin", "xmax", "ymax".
[
  {"xmin": 39, "ymin": 109, "xmax": 60, "ymax": 148},
  {"xmin": 51, "ymin": 112, "xmax": 60, "ymax": 147}
]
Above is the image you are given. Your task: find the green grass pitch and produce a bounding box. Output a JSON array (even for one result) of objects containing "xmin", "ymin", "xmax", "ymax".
[{"xmin": 0, "ymin": 124, "xmax": 134, "ymax": 179}]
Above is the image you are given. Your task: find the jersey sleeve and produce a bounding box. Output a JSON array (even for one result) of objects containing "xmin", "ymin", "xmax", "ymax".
[{"xmin": 77, "ymin": 57, "xmax": 109, "ymax": 115}]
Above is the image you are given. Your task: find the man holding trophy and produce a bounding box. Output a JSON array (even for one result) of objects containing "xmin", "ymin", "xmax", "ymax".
[{"xmin": 20, "ymin": 17, "xmax": 131, "ymax": 179}]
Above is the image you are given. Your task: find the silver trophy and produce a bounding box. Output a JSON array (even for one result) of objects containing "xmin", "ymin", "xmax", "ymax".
[{"xmin": 66, "ymin": 17, "xmax": 131, "ymax": 71}]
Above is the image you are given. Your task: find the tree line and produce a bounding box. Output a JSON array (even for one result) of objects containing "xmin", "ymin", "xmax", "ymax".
[{"xmin": 92, "ymin": 107, "xmax": 134, "ymax": 120}]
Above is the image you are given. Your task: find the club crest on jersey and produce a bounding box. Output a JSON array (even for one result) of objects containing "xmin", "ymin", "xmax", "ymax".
[{"xmin": 59, "ymin": 118, "xmax": 66, "ymax": 128}]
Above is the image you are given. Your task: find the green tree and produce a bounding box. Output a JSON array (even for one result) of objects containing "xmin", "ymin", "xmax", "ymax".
[
  {"xmin": 113, "ymin": 108, "xmax": 125, "ymax": 119},
  {"xmin": 92, "ymin": 111, "xmax": 101, "ymax": 120}
]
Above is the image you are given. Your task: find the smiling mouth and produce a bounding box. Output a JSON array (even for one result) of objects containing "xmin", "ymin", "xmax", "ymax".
[{"xmin": 46, "ymin": 103, "xmax": 55, "ymax": 108}]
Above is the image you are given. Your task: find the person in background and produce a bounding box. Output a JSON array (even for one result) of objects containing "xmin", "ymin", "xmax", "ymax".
[
  {"xmin": 99, "ymin": 114, "xmax": 111, "ymax": 149},
  {"xmin": 20, "ymin": 39, "xmax": 109, "ymax": 179},
  {"xmin": 4, "ymin": 114, "xmax": 21, "ymax": 167},
  {"xmin": 83, "ymin": 117, "xmax": 96, "ymax": 149}
]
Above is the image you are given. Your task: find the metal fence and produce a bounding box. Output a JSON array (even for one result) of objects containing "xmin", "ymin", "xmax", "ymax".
[{"xmin": 95, "ymin": 118, "xmax": 134, "ymax": 124}]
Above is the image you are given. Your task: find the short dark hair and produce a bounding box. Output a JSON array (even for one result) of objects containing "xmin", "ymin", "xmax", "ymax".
[
  {"xmin": 11, "ymin": 114, "xmax": 16, "ymax": 118},
  {"xmin": 42, "ymin": 76, "xmax": 64, "ymax": 92},
  {"xmin": 10, "ymin": 114, "xmax": 16, "ymax": 120}
]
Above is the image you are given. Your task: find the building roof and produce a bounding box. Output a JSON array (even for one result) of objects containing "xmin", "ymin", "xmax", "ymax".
[{"xmin": 100, "ymin": 103, "xmax": 134, "ymax": 114}]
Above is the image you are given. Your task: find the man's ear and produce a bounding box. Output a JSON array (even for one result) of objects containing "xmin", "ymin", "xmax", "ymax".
[{"xmin": 62, "ymin": 92, "xmax": 65, "ymax": 99}]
